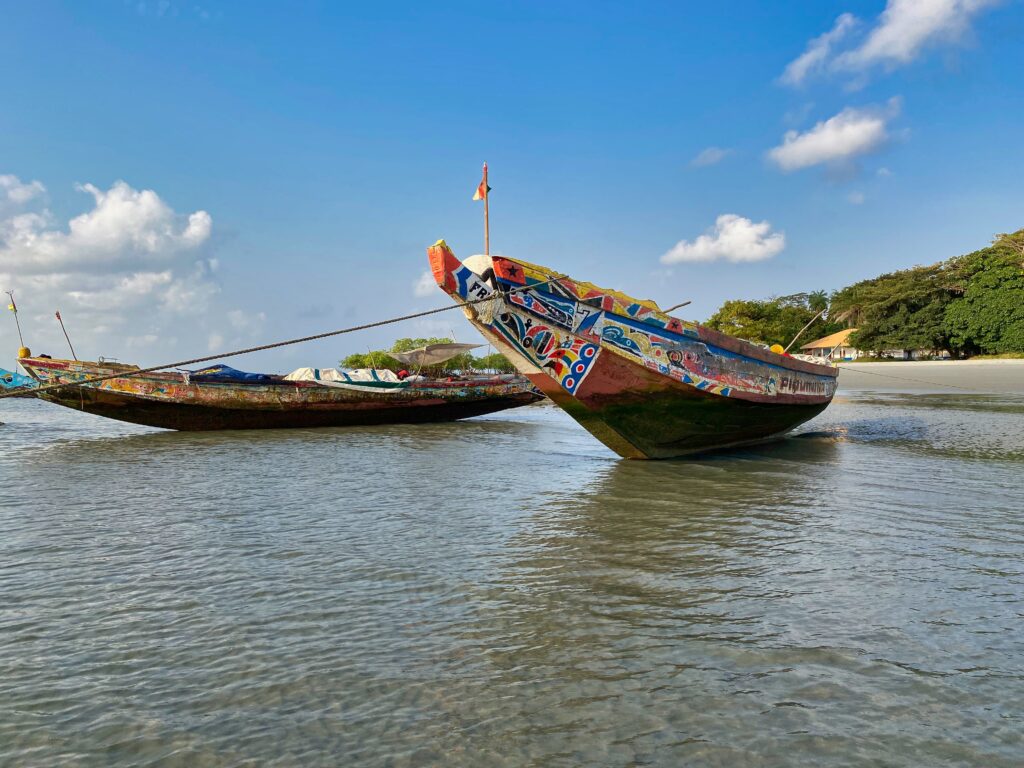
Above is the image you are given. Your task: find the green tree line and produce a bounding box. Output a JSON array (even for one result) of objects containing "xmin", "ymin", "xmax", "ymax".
[
  {"xmin": 706, "ymin": 229, "xmax": 1024, "ymax": 357},
  {"xmin": 340, "ymin": 337, "xmax": 516, "ymax": 375}
]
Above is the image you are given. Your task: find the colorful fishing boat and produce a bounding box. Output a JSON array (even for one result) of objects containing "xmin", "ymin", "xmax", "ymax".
[
  {"xmin": 428, "ymin": 240, "xmax": 838, "ymax": 459},
  {"xmin": 16, "ymin": 355, "xmax": 541, "ymax": 431},
  {"xmin": 0, "ymin": 367, "xmax": 36, "ymax": 394}
]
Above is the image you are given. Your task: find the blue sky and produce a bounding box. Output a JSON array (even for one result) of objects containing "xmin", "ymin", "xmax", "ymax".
[{"xmin": 2, "ymin": 0, "xmax": 1022, "ymax": 370}]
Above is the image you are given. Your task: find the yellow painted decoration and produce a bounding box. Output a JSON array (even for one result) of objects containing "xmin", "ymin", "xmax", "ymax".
[
  {"xmin": 18, "ymin": 346, "xmax": 31, "ymax": 358},
  {"xmin": 769, "ymin": 344, "xmax": 785, "ymax": 354}
]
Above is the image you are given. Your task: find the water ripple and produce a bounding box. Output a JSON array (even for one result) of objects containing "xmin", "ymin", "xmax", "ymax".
[{"xmin": 1, "ymin": 394, "xmax": 1022, "ymax": 766}]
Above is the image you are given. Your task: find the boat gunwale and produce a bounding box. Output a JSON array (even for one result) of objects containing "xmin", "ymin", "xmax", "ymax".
[
  {"xmin": 18, "ymin": 357, "xmax": 526, "ymax": 393},
  {"xmin": 490, "ymin": 257, "xmax": 838, "ymax": 380}
]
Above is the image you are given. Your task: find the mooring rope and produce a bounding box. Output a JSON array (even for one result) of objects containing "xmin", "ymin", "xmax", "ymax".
[
  {"xmin": 5, "ymin": 273, "xmax": 1016, "ymax": 401},
  {"xmin": 836, "ymin": 363, "xmax": 1017, "ymax": 394},
  {"xmin": 1, "ymin": 272, "xmax": 567, "ymax": 401}
]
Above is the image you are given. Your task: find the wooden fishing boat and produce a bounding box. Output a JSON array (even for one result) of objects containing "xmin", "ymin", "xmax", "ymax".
[
  {"xmin": 17, "ymin": 356, "xmax": 542, "ymax": 431},
  {"xmin": 428, "ymin": 240, "xmax": 838, "ymax": 459},
  {"xmin": 0, "ymin": 368, "xmax": 36, "ymax": 395}
]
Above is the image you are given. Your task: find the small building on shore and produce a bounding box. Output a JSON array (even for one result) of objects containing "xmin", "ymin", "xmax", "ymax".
[{"xmin": 801, "ymin": 328, "xmax": 862, "ymax": 361}]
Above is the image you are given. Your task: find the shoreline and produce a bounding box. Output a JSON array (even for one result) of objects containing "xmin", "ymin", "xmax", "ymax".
[{"xmin": 835, "ymin": 359, "xmax": 1024, "ymax": 393}]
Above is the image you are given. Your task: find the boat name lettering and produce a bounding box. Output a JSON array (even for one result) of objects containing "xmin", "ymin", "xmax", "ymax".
[{"xmin": 777, "ymin": 375, "xmax": 830, "ymax": 396}]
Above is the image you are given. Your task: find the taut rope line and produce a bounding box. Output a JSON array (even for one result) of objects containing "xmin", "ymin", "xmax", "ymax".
[
  {"xmin": 835, "ymin": 364, "xmax": 1014, "ymax": 394},
  {"xmin": 7, "ymin": 274, "xmax": 1013, "ymax": 401},
  {"xmin": 1, "ymin": 273, "xmax": 567, "ymax": 401}
]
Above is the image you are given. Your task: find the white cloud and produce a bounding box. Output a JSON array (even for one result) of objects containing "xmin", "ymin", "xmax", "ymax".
[
  {"xmin": 660, "ymin": 214, "xmax": 785, "ymax": 264},
  {"xmin": 767, "ymin": 99, "xmax": 899, "ymax": 171},
  {"xmin": 848, "ymin": 191, "xmax": 866, "ymax": 204},
  {"xmin": 780, "ymin": 13, "xmax": 858, "ymax": 85},
  {"xmin": 781, "ymin": 1, "xmax": 1000, "ymax": 85},
  {"xmin": 1, "ymin": 179, "xmax": 212, "ymax": 274},
  {"xmin": 0, "ymin": 174, "xmax": 259, "ymax": 364},
  {"xmin": 837, "ymin": 0, "xmax": 998, "ymax": 71},
  {"xmin": 0, "ymin": 174, "xmax": 45, "ymax": 205},
  {"xmin": 413, "ymin": 270, "xmax": 437, "ymax": 298},
  {"xmin": 690, "ymin": 147, "xmax": 733, "ymax": 168},
  {"xmin": 877, "ymin": 166, "xmax": 893, "ymax": 177}
]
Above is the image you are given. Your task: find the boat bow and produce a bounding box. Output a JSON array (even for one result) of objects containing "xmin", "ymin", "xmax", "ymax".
[{"xmin": 428, "ymin": 239, "xmax": 838, "ymax": 459}]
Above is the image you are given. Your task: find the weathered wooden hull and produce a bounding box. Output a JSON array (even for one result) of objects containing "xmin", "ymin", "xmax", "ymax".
[
  {"xmin": 522, "ymin": 340, "xmax": 829, "ymax": 459},
  {"xmin": 428, "ymin": 241, "xmax": 838, "ymax": 459},
  {"xmin": 19, "ymin": 358, "xmax": 542, "ymax": 431}
]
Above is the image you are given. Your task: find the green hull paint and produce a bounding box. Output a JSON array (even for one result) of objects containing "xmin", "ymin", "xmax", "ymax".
[{"xmin": 573, "ymin": 388, "xmax": 829, "ymax": 459}]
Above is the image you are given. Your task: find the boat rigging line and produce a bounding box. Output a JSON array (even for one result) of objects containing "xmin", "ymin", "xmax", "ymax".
[
  {"xmin": 833, "ymin": 363, "xmax": 1014, "ymax": 394},
  {"xmin": 784, "ymin": 308, "xmax": 827, "ymax": 353},
  {"xmin": 0, "ymin": 272, "xmax": 567, "ymax": 402},
  {"xmin": 5, "ymin": 271, "xmax": 1015, "ymax": 401}
]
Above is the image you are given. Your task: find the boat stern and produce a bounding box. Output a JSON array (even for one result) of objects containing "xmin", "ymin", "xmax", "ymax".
[{"xmin": 19, "ymin": 356, "xmax": 130, "ymax": 382}]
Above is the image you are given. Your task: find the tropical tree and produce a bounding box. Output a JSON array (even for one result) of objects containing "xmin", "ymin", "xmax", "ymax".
[
  {"xmin": 473, "ymin": 352, "xmax": 516, "ymax": 373},
  {"xmin": 340, "ymin": 337, "xmax": 504, "ymax": 375},
  {"xmin": 705, "ymin": 292, "xmax": 838, "ymax": 348},
  {"xmin": 829, "ymin": 263, "xmax": 961, "ymax": 355},
  {"xmin": 706, "ymin": 227, "xmax": 1024, "ymax": 359},
  {"xmin": 944, "ymin": 233, "xmax": 1024, "ymax": 355}
]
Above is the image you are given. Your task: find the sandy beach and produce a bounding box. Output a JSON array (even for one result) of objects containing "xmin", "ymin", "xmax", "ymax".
[{"xmin": 836, "ymin": 359, "xmax": 1024, "ymax": 394}]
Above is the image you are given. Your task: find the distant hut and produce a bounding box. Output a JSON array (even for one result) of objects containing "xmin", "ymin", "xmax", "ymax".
[{"xmin": 801, "ymin": 328, "xmax": 861, "ymax": 361}]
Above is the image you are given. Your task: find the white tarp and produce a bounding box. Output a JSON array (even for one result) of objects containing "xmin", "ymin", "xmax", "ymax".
[
  {"xmin": 388, "ymin": 343, "xmax": 481, "ymax": 367},
  {"xmin": 284, "ymin": 367, "xmax": 404, "ymax": 386}
]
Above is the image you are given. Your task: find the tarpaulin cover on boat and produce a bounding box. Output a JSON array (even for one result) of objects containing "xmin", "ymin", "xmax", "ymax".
[
  {"xmin": 188, "ymin": 365, "xmax": 275, "ymax": 383},
  {"xmin": 283, "ymin": 367, "xmax": 409, "ymax": 388}
]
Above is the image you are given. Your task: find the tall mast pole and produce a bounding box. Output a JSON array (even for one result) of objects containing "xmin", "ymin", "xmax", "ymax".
[
  {"xmin": 5, "ymin": 291, "xmax": 25, "ymax": 348},
  {"xmin": 483, "ymin": 162, "xmax": 490, "ymax": 255},
  {"xmin": 56, "ymin": 310, "xmax": 78, "ymax": 360}
]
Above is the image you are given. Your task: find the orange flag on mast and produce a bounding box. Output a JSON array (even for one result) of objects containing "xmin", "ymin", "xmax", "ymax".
[{"xmin": 472, "ymin": 163, "xmax": 490, "ymax": 201}]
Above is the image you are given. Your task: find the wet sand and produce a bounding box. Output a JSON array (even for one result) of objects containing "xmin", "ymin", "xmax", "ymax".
[{"xmin": 837, "ymin": 359, "xmax": 1024, "ymax": 394}]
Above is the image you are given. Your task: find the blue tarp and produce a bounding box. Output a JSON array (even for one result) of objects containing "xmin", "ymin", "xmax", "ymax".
[
  {"xmin": 187, "ymin": 364, "xmax": 275, "ymax": 383},
  {"xmin": 0, "ymin": 368, "xmax": 35, "ymax": 391}
]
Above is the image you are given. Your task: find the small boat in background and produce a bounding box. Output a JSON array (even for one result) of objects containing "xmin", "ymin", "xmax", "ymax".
[
  {"xmin": 428, "ymin": 240, "xmax": 838, "ymax": 459},
  {"xmin": 17, "ymin": 355, "xmax": 541, "ymax": 431}
]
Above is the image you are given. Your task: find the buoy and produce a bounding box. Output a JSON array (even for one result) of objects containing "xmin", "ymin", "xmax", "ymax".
[
  {"xmin": 17, "ymin": 346, "xmax": 30, "ymax": 358},
  {"xmin": 769, "ymin": 344, "xmax": 785, "ymax": 355}
]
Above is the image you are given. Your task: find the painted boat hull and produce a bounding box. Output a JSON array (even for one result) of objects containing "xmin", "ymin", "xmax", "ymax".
[
  {"xmin": 19, "ymin": 358, "xmax": 542, "ymax": 431},
  {"xmin": 528, "ymin": 340, "xmax": 830, "ymax": 458},
  {"xmin": 0, "ymin": 368, "xmax": 36, "ymax": 397},
  {"xmin": 427, "ymin": 241, "xmax": 838, "ymax": 459}
]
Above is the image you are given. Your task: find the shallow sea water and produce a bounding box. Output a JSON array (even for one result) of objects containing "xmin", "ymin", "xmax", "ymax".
[{"xmin": 1, "ymin": 379, "xmax": 1022, "ymax": 767}]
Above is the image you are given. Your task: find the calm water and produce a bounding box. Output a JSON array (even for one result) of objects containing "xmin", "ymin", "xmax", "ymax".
[{"xmin": 1, "ymin": 379, "xmax": 1022, "ymax": 767}]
